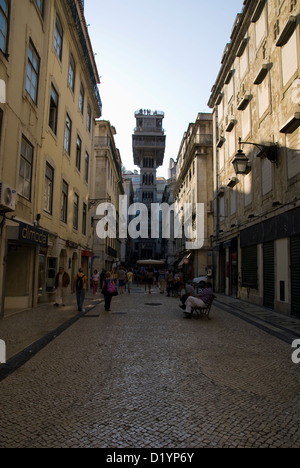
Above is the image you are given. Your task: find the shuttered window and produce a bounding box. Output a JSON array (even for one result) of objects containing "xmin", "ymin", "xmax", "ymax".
[
  {"xmin": 287, "ymin": 127, "xmax": 300, "ymax": 179},
  {"xmin": 241, "ymin": 245, "xmax": 258, "ymax": 289},
  {"xmin": 230, "ymin": 188, "xmax": 237, "ymax": 215},
  {"xmin": 263, "ymin": 241, "xmax": 275, "ymax": 309},
  {"xmin": 258, "ymin": 74, "xmax": 270, "ymax": 118},
  {"xmin": 240, "ymin": 43, "xmax": 248, "ymax": 79},
  {"xmin": 241, "ymin": 104, "xmax": 251, "ymax": 139},
  {"xmin": 255, "ymin": 5, "xmax": 267, "ymax": 49},
  {"xmin": 244, "ymin": 172, "xmax": 252, "ymax": 206},
  {"xmin": 281, "ymin": 30, "xmax": 298, "ymax": 87},
  {"xmin": 262, "ymin": 158, "xmax": 273, "ymax": 195}
]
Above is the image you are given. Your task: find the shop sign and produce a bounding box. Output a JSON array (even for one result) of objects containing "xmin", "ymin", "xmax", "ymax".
[{"xmin": 18, "ymin": 222, "xmax": 49, "ymax": 247}]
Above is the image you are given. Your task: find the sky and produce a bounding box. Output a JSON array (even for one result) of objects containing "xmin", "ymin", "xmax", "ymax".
[{"xmin": 84, "ymin": 0, "xmax": 244, "ymax": 178}]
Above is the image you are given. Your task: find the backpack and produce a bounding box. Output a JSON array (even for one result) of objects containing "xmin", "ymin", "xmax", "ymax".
[{"xmin": 76, "ymin": 274, "xmax": 84, "ymax": 290}]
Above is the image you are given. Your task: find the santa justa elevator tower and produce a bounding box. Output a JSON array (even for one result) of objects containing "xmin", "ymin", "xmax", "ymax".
[{"xmin": 132, "ymin": 109, "xmax": 166, "ymax": 260}]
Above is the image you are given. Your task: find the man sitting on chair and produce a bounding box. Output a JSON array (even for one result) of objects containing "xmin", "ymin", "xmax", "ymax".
[{"xmin": 179, "ymin": 282, "xmax": 214, "ymax": 319}]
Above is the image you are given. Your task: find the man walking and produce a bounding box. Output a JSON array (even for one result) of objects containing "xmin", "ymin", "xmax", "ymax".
[
  {"xmin": 73, "ymin": 268, "xmax": 88, "ymax": 311},
  {"xmin": 54, "ymin": 266, "xmax": 70, "ymax": 307}
]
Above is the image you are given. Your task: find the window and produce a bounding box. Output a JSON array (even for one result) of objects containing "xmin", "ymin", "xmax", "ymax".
[
  {"xmin": 0, "ymin": 0, "xmax": 9, "ymax": 54},
  {"xmin": 73, "ymin": 193, "xmax": 79, "ymax": 230},
  {"xmin": 241, "ymin": 105, "xmax": 251, "ymax": 139},
  {"xmin": 49, "ymin": 84, "xmax": 59, "ymax": 134},
  {"xmin": 68, "ymin": 54, "xmax": 75, "ymax": 92},
  {"xmin": 61, "ymin": 180, "xmax": 68, "ymax": 223},
  {"xmin": 281, "ymin": 30, "xmax": 298, "ymax": 87},
  {"xmin": 44, "ymin": 162, "xmax": 54, "ymax": 214},
  {"xmin": 226, "ymin": 76, "xmax": 234, "ymax": 103},
  {"xmin": 244, "ymin": 172, "xmax": 252, "ymax": 207},
  {"xmin": 46, "ymin": 257, "xmax": 57, "ymax": 291},
  {"xmin": 258, "ymin": 75, "xmax": 270, "ymax": 119},
  {"xmin": 54, "ymin": 14, "xmax": 63, "ymax": 60},
  {"xmin": 79, "ymin": 82, "xmax": 84, "ymax": 114},
  {"xmin": 239, "ymin": 43, "xmax": 248, "ymax": 80},
  {"xmin": 84, "ymin": 151, "xmax": 89, "ymax": 182},
  {"xmin": 230, "ymin": 188, "xmax": 237, "ymax": 215},
  {"xmin": 287, "ymin": 128, "xmax": 300, "ymax": 179},
  {"xmin": 255, "ymin": 5, "xmax": 267, "ymax": 49},
  {"xmin": 143, "ymin": 157, "xmax": 154, "ymax": 168},
  {"xmin": 218, "ymin": 194, "xmax": 225, "ymax": 220},
  {"xmin": 82, "ymin": 203, "xmax": 87, "ymax": 236},
  {"xmin": 25, "ymin": 41, "xmax": 40, "ymax": 104},
  {"xmin": 35, "ymin": 0, "xmax": 44, "ymax": 17},
  {"xmin": 64, "ymin": 114, "xmax": 72, "ymax": 155},
  {"xmin": 87, "ymin": 104, "xmax": 91, "ymax": 132},
  {"xmin": 76, "ymin": 135, "xmax": 82, "ymax": 171},
  {"xmin": 19, "ymin": 136, "xmax": 33, "ymax": 200},
  {"xmin": 261, "ymin": 158, "xmax": 273, "ymax": 196}
]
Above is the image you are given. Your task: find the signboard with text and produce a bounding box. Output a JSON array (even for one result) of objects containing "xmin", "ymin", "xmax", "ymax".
[{"xmin": 18, "ymin": 223, "xmax": 49, "ymax": 247}]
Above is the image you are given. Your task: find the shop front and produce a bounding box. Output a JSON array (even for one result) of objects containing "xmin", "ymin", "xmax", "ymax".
[
  {"xmin": 3, "ymin": 222, "xmax": 49, "ymax": 315},
  {"xmin": 240, "ymin": 207, "xmax": 300, "ymax": 314}
]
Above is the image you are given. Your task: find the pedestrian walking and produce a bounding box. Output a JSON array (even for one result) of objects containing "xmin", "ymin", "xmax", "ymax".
[
  {"xmin": 127, "ymin": 268, "xmax": 134, "ymax": 293},
  {"xmin": 54, "ymin": 266, "xmax": 70, "ymax": 307},
  {"xmin": 158, "ymin": 270, "xmax": 166, "ymax": 294},
  {"xmin": 100, "ymin": 268, "xmax": 106, "ymax": 284},
  {"xmin": 166, "ymin": 270, "xmax": 174, "ymax": 296},
  {"xmin": 113, "ymin": 267, "xmax": 118, "ymax": 284},
  {"xmin": 118, "ymin": 266, "xmax": 126, "ymax": 294},
  {"xmin": 146, "ymin": 268, "xmax": 154, "ymax": 294},
  {"xmin": 73, "ymin": 267, "xmax": 88, "ymax": 311},
  {"xmin": 102, "ymin": 272, "xmax": 118, "ymax": 311},
  {"xmin": 92, "ymin": 269, "xmax": 100, "ymax": 295}
]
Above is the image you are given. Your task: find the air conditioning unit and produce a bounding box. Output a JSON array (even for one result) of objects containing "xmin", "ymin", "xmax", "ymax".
[{"xmin": 0, "ymin": 182, "xmax": 17, "ymax": 212}]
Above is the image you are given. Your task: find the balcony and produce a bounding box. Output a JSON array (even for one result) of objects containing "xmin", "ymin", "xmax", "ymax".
[
  {"xmin": 194, "ymin": 134, "xmax": 213, "ymax": 145},
  {"xmin": 132, "ymin": 137, "xmax": 166, "ymax": 149}
]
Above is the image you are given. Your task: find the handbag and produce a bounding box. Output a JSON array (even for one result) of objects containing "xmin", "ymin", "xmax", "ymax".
[{"xmin": 107, "ymin": 280, "xmax": 117, "ymax": 294}]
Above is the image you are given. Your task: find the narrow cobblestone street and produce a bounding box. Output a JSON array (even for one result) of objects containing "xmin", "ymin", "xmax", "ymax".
[{"xmin": 0, "ymin": 288, "xmax": 299, "ymax": 448}]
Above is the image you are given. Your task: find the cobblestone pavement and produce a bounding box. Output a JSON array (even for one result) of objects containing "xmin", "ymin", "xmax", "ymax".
[
  {"xmin": 0, "ymin": 292, "xmax": 102, "ymax": 361},
  {"xmin": 0, "ymin": 288, "xmax": 299, "ymax": 448}
]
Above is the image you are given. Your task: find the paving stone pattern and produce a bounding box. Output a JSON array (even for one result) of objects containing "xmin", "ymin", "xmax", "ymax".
[{"xmin": 0, "ymin": 290, "xmax": 299, "ymax": 448}]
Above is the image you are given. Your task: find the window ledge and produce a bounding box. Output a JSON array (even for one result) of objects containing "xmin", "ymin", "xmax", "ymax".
[
  {"xmin": 276, "ymin": 16, "xmax": 297, "ymax": 47},
  {"xmin": 280, "ymin": 112, "xmax": 300, "ymax": 134}
]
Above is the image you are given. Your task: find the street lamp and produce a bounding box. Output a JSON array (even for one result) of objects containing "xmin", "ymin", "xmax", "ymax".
[
  {"xmin": 232, "ymin": 137, "xmax": 278, "ymax": 175},
  {"xmin": 232, "ymin": 145, "xmax": 250, "ymax": 175}
]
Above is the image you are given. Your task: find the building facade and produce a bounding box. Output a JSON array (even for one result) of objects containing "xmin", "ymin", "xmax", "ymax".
[
  {"xmin": 161, "ymin": 159, "xmax": 177, "ymax": 269},
  {"xmin": 0, "ymin": 0, "xmax": 101, "ymax": 316},
  {"xmin": 173, "ymin": 113, "xmax": 214, "ymax": 280},
  {"xmin": 208, "ymin": 0, "xmax": 300, "ymax": 315},
  {"xmin": 132, "ymin": 109, "xmax": 166, "ymax": 260},
  {"xmin": 92, "ymin": 120, "xmax": 124, "ymax": 272}
]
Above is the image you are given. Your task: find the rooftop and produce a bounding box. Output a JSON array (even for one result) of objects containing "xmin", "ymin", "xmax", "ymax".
[{"xmin": 135, "ymin": 109, "xmax": 165, "ymax": 118}]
